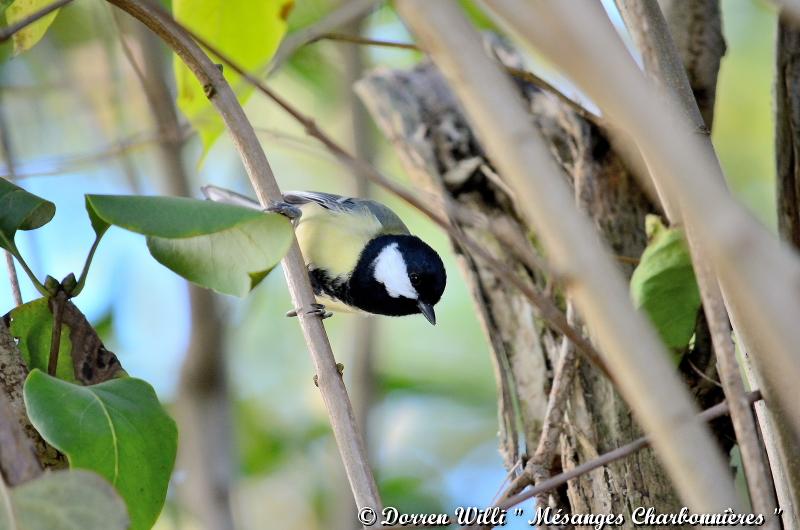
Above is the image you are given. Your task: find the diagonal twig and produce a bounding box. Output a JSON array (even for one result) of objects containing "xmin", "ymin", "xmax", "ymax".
[
  {"xmin": 0, "ymin": 0, "xmax": 73, "ymax": 42},
  {"xmin": 496, "ymin": 390, "xmax": 764, "ymax": 512},
  {"xmin": 106, "ymin": 0, "xmax": 381, "ymax": 515},
  {"xmin": 614, "ymin": 1, "xmax": 777, "ymax": 521},
  {"xmin": 384, "ymin": 391, "xmax": 764, "ymax": 530},
  {"xmin": 399, "ymin": 0, "xmax": 738, "ymax": 512},
  {"xmin": 311, "ymin": 32, "xmax": 599, "ymax": 122},
  {"xmin": 0, "ymin": 108, "xmax": 21, "ymax": 307}
]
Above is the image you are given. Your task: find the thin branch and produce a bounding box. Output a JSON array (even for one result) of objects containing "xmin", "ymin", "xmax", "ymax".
[
  {"xmin": 508, "ymin": 304, "xmax": 578, "ymax": 508},
  {"xmin": 153, "ymin": 12, "xmax": 613, "ymax": 381},
  {"xmin": 384, "ymin": 391, "xmax": 765, "ymax": 530},
  {"xmin": 314, "ymin": 32, "xmax": 418, "ymax": 50},
  {"xmin": 489, "ymin": 0, "xmax": 800, "ymax": 452},
  {"xmin": 613, "ymin": 1, "xmax": 776, "ymax": 521},
  {"xmin": 0, "ymin": 95, "xmax": 22, "ymax": 307},
  {"xmin": 399, "ymin": 0, "xmax": 738, "ymax": 513},
  {"xmin": 105, "ymin": 0, "xmax": 381, "ymax": 514},
  {"xmin": 313, "ymin": 32, "xmax": 599, "ymax": 122},
  {"xmin": 269, "ymin": 0, "xmax": 384, "ymax": 74},
  {"xmin": 496, "ymin": 390, "xmax": 764, "ymax": 512},
  {"xmin": 0, "ymin": 0, "xmax": 73, "ymax": 42},
  {"xmin": 3, "ymin": 254, "xmax": 21, "ymax": 307}
]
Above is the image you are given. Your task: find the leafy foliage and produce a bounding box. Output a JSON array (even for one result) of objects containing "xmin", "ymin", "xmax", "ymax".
[
  {"xmin": 24, "ymin": 370, "xmax": 177, "ymax": 530},
  {"xmin": 0, "ymin": 177, "xmax": 55, "ymax": 257},
  {"xmin": 0, "ymin": 470, "xmax": 129, "ymax": 530},
  {"xmin": 172, "ymin": 0, "xmax": 293, "ymax": 157},
  {"xmin": 630, "ymin": 215, "xmax": 701, "ymax": 353},
  {"xmin": 9, "ymin": 298, "xmax": 75, "ymax": 381},
  {"xmin": 85, "ymin": 194, "xmax": 293, "ymax": 296},
  {"xmin": 4, "ymin": 0, "xmax": 62, "ymax": 55}
]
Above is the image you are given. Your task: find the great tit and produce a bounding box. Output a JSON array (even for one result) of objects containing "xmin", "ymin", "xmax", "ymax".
[{"xmin": 202, "ymin": 185, "xmax": 446, "ymax": 325}]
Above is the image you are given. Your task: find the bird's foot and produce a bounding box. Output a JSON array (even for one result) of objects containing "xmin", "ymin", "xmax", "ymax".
[
  {"xmin": 313, "ymin": 362, "xmax": 344, "ymax": 387},
  {"xmin": 286, "ymin": 303, "xmax": 332, "ymax": 320},
  {"xmin": 264, "ymin": 201, "xmax": 302, "ymax": 220}
]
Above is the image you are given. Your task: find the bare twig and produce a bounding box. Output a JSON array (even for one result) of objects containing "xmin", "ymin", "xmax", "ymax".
[
  {"xmin": 0, "ymin": 90, "xmax": 22, "ymax": 307},
  {"xmin": 490, "ymin": 0, "xmax": 800, "ymax": 449},
  {"xmin": 613, "ymin": 1, "xmax": 776, "ymax": 521},
  {"xmin": 269, "ymin": 0, "xmax": 384, "ymax": 74},
  {"xmin": 313, "ymin": 32, "xmax": 598, "ymax": 122},
  {"xmin": 3, "ymin": 254, "xmax": 21, "ymax": 307},
  {"xmin": 503, "ymin": 304, "xmax": 578, "ymax": 508},
  {"xmin": 497, "ymin": 390, "xmax": 764, "ymax": 512},
  {"xmin": 314, "ymin": 32, "xmax": 418, "ymax": 50},
  {"xmin": 105, "ymin": 0, "xmax": 381, "ymax": 514},
  {"xmin": 0, "ymin": 0, "xmax": 73, "ymax": 42},
  {"xmin": 398, "ymin": 0, "xmax": 738, "ymax": 512},
  {"xmin": 384, "ymin": 391, "xmax": 765, "ymax": 530}
]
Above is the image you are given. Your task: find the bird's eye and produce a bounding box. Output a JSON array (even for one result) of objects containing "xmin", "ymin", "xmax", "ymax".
[{"xmin": 409, "ymin": 272, "xmax": 420, "ymax": 285}]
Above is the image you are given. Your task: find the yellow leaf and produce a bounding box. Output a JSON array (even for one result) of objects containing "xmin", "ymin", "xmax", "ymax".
[
  {"xmin": 173, "ymin": 0, "xmax": 294, "ymax": 160},
  {"xmin": 5, "ymin": 0, "xmax": 61, "ymax": 55}
]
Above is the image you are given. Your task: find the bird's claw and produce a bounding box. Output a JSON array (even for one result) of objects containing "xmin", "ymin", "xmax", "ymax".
[
  {"xmin": 265, "ymin": 201, "xmax": 302, "ymax": 220},
  {"xmin": 313, "ymin": 362, "xmax": 345, "ymax": 387},
  {"xmin": 286, "ymin": 303, "xmax": 332, "ymax": 320}
]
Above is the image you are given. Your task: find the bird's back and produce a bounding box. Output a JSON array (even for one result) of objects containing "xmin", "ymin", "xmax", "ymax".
[{"xmin": 284, "ymin": 191, "xmax": 409, "ymax": 277}]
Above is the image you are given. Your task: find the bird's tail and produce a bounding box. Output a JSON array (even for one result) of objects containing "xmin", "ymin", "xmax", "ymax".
[{"xmin": 201, "ymin": 185, "xmax": 261, "ymax": 210}]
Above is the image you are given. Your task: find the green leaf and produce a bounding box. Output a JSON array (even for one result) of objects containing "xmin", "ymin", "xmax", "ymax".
[
  {"xmin": 8, "ymin": 297, "xmax": 75, "ymax": 382},
  {"xmin": 23, "ymin": 370, "xmax": 177, "ymax": 530},
  {"xmin": 173, "ymin": 0, "xmax": 293, "ymax": 158},
  {"xmin": 630, "ymin": 215, "xmax": 701, "ymax": 353},
  {"xmin": 4, "ymin": 0, "xmax": 62, "ymax": 55},
  {"xmin": 0, "ymin": 177, "xmax": 55, "ymax": 256},
  {"xmin": 0, "ymin": 470, "xmax": 129, "ymax": 530},
  {"xmin": 85, "ymin": 194, "xmax": 292, "ymax": 296}
]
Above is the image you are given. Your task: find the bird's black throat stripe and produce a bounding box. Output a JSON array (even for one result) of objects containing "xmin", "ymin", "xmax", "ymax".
[{"xmin": 308, "ymin": 267, "xmax": 352, "ymax": 305}]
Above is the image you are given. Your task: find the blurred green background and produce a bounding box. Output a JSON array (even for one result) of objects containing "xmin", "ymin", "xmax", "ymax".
[{"xmin": 0, "ymin": 0, "xmax": 778, "ymax": 528}]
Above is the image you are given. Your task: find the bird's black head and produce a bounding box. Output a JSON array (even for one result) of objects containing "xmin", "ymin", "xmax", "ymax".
[{"xmin": 349, "ymin": 235, "xmax": 446, "ymax": 324}]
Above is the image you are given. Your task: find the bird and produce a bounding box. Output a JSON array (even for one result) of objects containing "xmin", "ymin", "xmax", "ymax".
[{"xmin": 202, "ymin": 185, "xmax": 446, "ymax": 325}]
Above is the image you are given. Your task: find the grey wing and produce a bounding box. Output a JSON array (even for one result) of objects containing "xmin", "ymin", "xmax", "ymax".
[
  {"xmin": 201, "ymin": 185, "xmax": 261, "ymax": 209},
  {"xmin": 283, "ymin": 191, "xmax": 409, "ymax": 234},
  {"xmin": 282, "ymin": 191, "xmax": 356, "ymax": 212}
]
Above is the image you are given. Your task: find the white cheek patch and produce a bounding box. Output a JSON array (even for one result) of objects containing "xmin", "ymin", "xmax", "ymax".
[{"xmin": 372, "ymin": 243, "xmax": 418, "ymax": 299}]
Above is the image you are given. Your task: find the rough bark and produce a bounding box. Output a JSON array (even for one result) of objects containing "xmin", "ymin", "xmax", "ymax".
[{"xmin": 357, "ymin": 50, "xmax": 684, "ymax": 519}]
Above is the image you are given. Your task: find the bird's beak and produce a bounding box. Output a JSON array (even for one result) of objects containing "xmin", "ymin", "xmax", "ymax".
[{"xmin": 417, "ymin": 301, "xmax": 436, "ymax": 325}]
